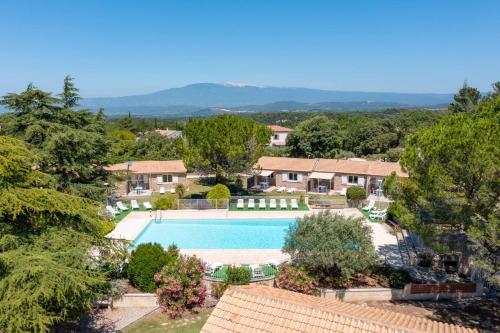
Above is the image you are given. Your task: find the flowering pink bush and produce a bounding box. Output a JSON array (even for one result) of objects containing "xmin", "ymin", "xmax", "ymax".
[
  {"xmin": 275, "ymin": 264, "xmax": 319, "ymax": 296},
  {"xmin": 154, "ymin": 255, "xmax": 206, "ymax": 318}
]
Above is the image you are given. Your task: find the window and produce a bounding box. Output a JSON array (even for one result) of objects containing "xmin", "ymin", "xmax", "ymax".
[
  {"xmin": 288, "ymin": 173, "xmax": 298, "ymax": 181},
  {"xmin": 273, "ymin": 134, "xmax": 279, "ymax": 140},
  {"xmin": 162, "ymin": 175, "xmax": 173, "ymax": 183},
  {"xmin": 348, "ymin": 175, "xmax": 358, "ymax": 184}
]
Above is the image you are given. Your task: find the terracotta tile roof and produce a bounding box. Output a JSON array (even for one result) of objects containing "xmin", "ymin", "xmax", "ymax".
[
  {"xmin": 104, "ymin": 160, "xmax": 187, "ymax": 174},
  {"xmin": 254, "ymin": 156, "xmax": 316, "ymax": 172},
  {"xmin": 268, "ymin": 124, "xmax": 293, "ymax": 132},
  {"xmin": 315, "ymin": 158, "xmax": 407, "ymax": 177},
  {"xmin": 202, "ymin": 285, "xmax": 477, "ymax": 333}
]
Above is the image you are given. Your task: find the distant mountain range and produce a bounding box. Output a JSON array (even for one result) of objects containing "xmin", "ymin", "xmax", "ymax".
[{"xmin": 1, "ymin": 83, "xmax": 453, "ymax": 117}]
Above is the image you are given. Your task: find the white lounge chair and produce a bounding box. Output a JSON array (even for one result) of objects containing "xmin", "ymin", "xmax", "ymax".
[
  {"xmin": 362, "ymin": 200, "xmax": 375, "ymax": 211},
  {"xmin": 143, "ymin": 201, "xmax": 152, "ymax": 210},
  {"xmin": 287, "ymin": 187, "xmax": 296, "ymax": 193},
  {"xmin": 237, "ymin": 198, "xmax": 244, "ymax": 209},
  {"xmin": 280, "ymin": 198, "xmax": 287, "ymax": 209},
  {"xmin": 369, "ymin": 208, "xmax": 388, "ymax": 220},
  {"xmin": 131, "ymin": 200, "xmax": 139, "ymax": 210},
  {"xmin": 170, "ymin": 188, "xmax": 176, "ymax": 194},
  {"xmin": 339, "ymin": 188, "xmax": 347, "ymax": 196},
  {"xmin": 106, "ymin": 205, "xmax": 118, "ymax": 217},
  {"xmin": 248, "ymin": 198, "xmax": 255, "ymax": 209},
  {"xmin": 250, "ymin": 264, "xmax": 264, "ymax": 278},
  {"xmin": 116, "ymin": 201, "xmax": 128, "ymax": 211},
  {"xmin": 259, "ymin": 198, "xmax": 266, "ymax": 209},
  {"xmin": 270, "ymin": 199, "xmax": 277, "ymax": 209},
  {"xmin": 291, "ymin": 198, "xmax": 298, "ymax": 209},
  {"xmin": 159, "ymin": 187, "xmax": 165, "ymax": 194}
]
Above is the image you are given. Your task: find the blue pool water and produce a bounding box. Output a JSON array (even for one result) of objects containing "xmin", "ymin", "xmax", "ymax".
[{"xmin": 131, "ymin": 218, "xmax": 295, "ymax": 249}]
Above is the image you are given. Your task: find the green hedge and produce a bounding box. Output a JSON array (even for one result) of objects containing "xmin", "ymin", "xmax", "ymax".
[{"xmin": 127, "ymin": 243, "xmax": 173, "ymax": 292}]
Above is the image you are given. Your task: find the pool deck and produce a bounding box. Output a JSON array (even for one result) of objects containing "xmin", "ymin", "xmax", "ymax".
[{"xmin": 106, "ymin": 208, "xmax": 400, "ymax": 265}]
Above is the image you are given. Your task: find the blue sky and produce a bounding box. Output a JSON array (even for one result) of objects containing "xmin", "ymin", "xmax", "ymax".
[{"xmin": 1, "ymin": 0, "xmax": 499, "ymax": 97}]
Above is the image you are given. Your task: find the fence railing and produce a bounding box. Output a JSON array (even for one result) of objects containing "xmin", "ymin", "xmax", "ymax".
[{"xmin": 178, "ymin": 199, "xmax": 228, "ymax": 210}]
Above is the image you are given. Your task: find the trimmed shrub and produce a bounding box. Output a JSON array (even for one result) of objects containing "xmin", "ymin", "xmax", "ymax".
[
  {"xmin": 206, "ymin": 184, "xmax": 231, "ymax": 200},
  {"xmin": 127, "ymin": 243, "xmax": 174, "ymax": 292},
  {"xmin": 275, "ymin": 264, "xmax": 318, "ymax": 295},
  {"xmin": 155, "ymin": 255, "xmax": 206, "ymax": 318},
  {"xmin": 389, "ymin": 269, "xmax": 411, "ymax": 289},
  {"xmin": 153, "ymin": 194, "xmax": 178, "ymax": 210},
  {"xmin": 175, "ymin": 184, "xmax": 186, "ymax": 198},
  {"xmin": 417, "ymin": 252, "xmax": 434, "ymax": 268},
  {"xmin": 346, "ymin": 186, "xmax": 367, "ymax": 207},
  {"xmin": 224, "ymin": 266, "xmax": 251, "ymax": 285}
]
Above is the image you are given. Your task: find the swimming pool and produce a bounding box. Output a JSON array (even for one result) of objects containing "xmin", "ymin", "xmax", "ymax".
[{"xmin": 131, "ymin": 218, "xmax": 295, "ymax": 249}]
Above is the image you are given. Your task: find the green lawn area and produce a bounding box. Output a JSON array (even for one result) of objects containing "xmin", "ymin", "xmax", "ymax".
[
  {"xmin": 185, "ymin": 179, "xmax": 214, "ymax": 198},
  {"xmin": 122, "ymin": 308, "xmax": 211, "ymax": 333},
  {"xmin": 112, "ymin": 206, "xmax": 150, "ymax": 223}
]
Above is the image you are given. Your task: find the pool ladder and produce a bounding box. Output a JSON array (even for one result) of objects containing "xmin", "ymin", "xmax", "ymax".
[{"xmin": 154, "ymin": 210, "xmax": 163, "ymax": 222}]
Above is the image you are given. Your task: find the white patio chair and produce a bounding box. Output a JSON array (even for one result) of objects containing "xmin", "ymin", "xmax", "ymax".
[
  {"xmin": 369, "ymin": 208, "xmax": 388, "ymax": 220},
  {"xmin": 131, "ymin": 200, "xmax": 139, "ymax": 210},
  {"xmin": 170, "ymin": 188, "xmax": 176, "ymax": 194},
  {"xmin": 259, "ymin": 198, "xmax": 266, "ymax": 209},
  {"xmin": 116, "ymin": 201, "xmax": 128, "ymax": 211},
  {"xmin": 106, "ymin": 205, "xmax": 118, "ymax": 217},
  {"xmin": 287, "ymin": 187, "xmax": 296, "ymax": 193},
  {"xmin": 250, "ymin": 264, "xmax": 264, "ymax": 278},
  {"xmin": 159, "ymin": 187, "xmax": 165, "ymax": 194},
  {"xmin": 237, "ymin": 198, "xmax": 244, "ymax": 209},
  {"xmin": 276, "ymin": 187, "xmax": 285, "ymax": 193},
  {"xmin": 362, "ymin": 200, "xmax": 375, "ymax": 211},
  {"xmin": 248, "ymin": 198, "xmax": 255, "ymax": 209},
  {"xmin": 269, "ymin": 199, "xmax": 277, "ymax": 209},
  {"xmin": 280, "ymin": 198, "xmax": 287, "ymax": 209},
  {"xmin": 206, "ymin": 262, "xmax": 223, "ymax": 275},
  {"xmin": 291, "ymin": 199, "xmax": 298, "ymax": 209},
  {"xmin": 339, "ymin": 188, "xmax": 347, "ymax": 196}
]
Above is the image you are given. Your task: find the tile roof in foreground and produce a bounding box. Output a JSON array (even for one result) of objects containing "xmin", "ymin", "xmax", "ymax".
[
  {"xmin": 202, "ymin": 285, "xmax": 477, "ymax": 333},
  {"xmin": 104, "ymin": 160, "xmax": 187, "ymax": 174},
  {"xmin": 268, "ymin": 124, "xmax": 294, "ymax": 132}
]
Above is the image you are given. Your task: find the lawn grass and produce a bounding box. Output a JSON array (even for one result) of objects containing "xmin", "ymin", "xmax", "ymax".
[
  {"xmin": 122, "ymin": 308, "xmax": 212, "ymax": 333},
  {"xmin": 185, "ymin": 179, "xmax": 214, "ymax": 198}
]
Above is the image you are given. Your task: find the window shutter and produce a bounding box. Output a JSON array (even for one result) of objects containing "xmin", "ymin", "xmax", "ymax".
[
  {"xmin": 157, "ymin": 176, "xmax": 163, "ymax": 184},
  {"xmin": 358, "ymin": 176, "xmax": 365, "ymax": 186},
  {"xmin": 282, "ymin": 173, "xmax": 288, "ymax": 181},
  {"xmin": 297, "ymin": 173, "xmax": 303, "ymax": 182},
  {"xmin": 172, "ymin": 176, "xmax": 179, "ymax": 183},
  {"xmin": 341, "ymin": 176, "xmax": 348, "ymax": 185}
]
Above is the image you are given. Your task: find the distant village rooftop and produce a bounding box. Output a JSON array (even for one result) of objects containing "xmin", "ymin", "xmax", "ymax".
[
  {"xmin": 267, "ymin": 124, "xmax": 293, "ymax": 132},
  {"xmin": 202, "ymin": 285, "xmax": 477, "ymax": 333}
]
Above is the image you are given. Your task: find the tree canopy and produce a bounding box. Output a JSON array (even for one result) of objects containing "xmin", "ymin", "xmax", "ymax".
[
  {"xmin": 387, "ymin": 95, "xmax": 499, "ymax": 283},
  {"xmin": 184, "ymin": 115, "xmax": 271, "ymax": 180}
]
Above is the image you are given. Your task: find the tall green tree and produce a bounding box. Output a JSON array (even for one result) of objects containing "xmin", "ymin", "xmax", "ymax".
[
  {"xmin": 184, "ymin": 115, "xmax": 271, "ymax": 181},
  {"xmin": 58, "ymin": 75, "xmax": 81, "ymax": 108},
  {"xmin": 0, "ymin": 136, "xmax": 114, "ymax": 332},
  {"xmin": 448, "ymin": 81, "xmax": 482, "ymax": 113},
  {"xmin": 388, "ymin": 96, "xmax": 499, "ymax": 283},
  {"xmin": 0, "ymin": 79, "xmax": 110, "ymax": 200},
  {"xmin": 286, "ymin": 115, "xmax": 342, "ymax": 158}
]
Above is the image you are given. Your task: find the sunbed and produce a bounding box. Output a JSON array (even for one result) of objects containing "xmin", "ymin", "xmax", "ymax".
[
  {"xmin": 276, "ymin": 187, "xmax": 286, "ymax": 193},
  {"xmin": 291, "ymin": 199, "xmax": 298, "ymax": 209},
  {"xmin": 280, "ymin": 198, "xmax": 287, "ymax": 209},
  {"xmin": 116, "ymin": 201, "xmax": 128, "ymax": 211},
  {"xmin": 237, "ymin": 198, "xmax": 244, "ymax": 209},
  {"xmin": 270, "ymin": 199, "xmax": 277, "ymax": 209},
  {"xmin": 369, "ymin": 208, "xmax": 387, "ymax": 220},
  {"xmin": 106, "ymin": 205, "xmax": 118, "ymax": 217},
  {"xmin": 250, "ymin": 264, "xmax": 264, "ymax": 278},
  {"xmin": 259, "ymin": 198, "xmax": 266, "ymax": 209},
  {"xmin": 362, "ymin": 200, "xmax": 375, "ymax": 211},
  {"xmin": 287, "ymin": 187, "xmax": 296, "ymax": 193},
  {"xmin": 131, "ymin": 200, "xmax": 139, "ymax": 209},
  {"xmin": 143, "ymin": 201, "xmax": 152, "ymax": 210},
  {"xmin": 248, "ymin": 198, "xmax": 255, "ymax": 209}
]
